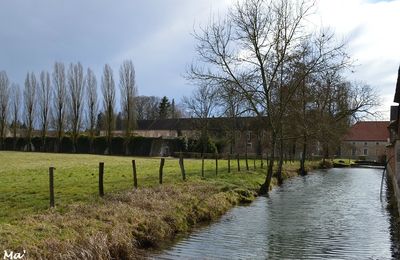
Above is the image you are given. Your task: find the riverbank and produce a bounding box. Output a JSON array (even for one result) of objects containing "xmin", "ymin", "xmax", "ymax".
[{"xmin": 0, "ymin": 152, "xmax": 321, "ymax": 259}]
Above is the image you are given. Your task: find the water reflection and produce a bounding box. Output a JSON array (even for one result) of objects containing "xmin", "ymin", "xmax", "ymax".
[{"xmin": 153, "ymin": 168, "xmax": 398, "ymax": 259}]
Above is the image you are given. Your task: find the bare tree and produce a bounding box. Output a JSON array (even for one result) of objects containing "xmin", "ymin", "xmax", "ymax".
[
  {"xmin": 183, "ymin": 84, "xmax": 219, "ymax": 118},
  {"xmin": 218, "ymin": 83, "xmax": 247, "ymax": 154},
  {"xmin": 67, "ymin": 62, "xmax": 85, "ymax": 152},
  {"xmin": 86, "ymin": 68, "xmax": 98, "ymax": 152},
  {"xmin": 39, "ymin": 71, "xmax": 52, "ymax": 151},
  {"xmin": 170, "ymin": 98, "xmax": 186, "ymax": 119},
  {"xmin": 119, "ymin": 60, "xmax": 137, "ymax": 154},
  {"xmin": 52, "ymin": 62, "xmax": 67, "ymax": 152},
  {"xmin": 135, "ymin": 96, "xmax": 161, "ymax": 120},
  {"xmin": 0, "ymin": 71, "xmax": 10, "ymax": 149},
  {"xmin": 188, "ymin": 0, "xmax": 355, "ymax": 193},
  {"xmin": 183, "ymin": 84, "xmax": 219, "ymax": 153},
  {"xmin": 10, "ymin": 83, "xmax": 21, "ymax": 150},
  {"xmin": 101, "ymin": 64, "xmax": 116, "ymax": 154},
  {"xmin": 24, "ymin": 72, "xmax": 37, "ymax": 151},
  {"xmin": 314, "ymin": 79, "xmax": 380, "ymax": 160}
]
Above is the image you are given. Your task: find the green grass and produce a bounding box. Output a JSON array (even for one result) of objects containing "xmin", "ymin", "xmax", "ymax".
[
  {"xmin": 332, "ymin": 158, "xmax": 356, "ymax": 166},
  {"xmin": 0, "ymin": 151, "xmax": 273, "ymax": 223}
]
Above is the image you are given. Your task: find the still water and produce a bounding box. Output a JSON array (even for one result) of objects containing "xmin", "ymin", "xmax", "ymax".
[{"xmin": 152, "ymin": 168, "xmax": 400, "ymax": 259}]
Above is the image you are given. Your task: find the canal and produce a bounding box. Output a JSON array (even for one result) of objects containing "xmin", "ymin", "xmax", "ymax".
[{"xmin": 151, "ymin": 168, "xmax": 400, "ymax": 259}]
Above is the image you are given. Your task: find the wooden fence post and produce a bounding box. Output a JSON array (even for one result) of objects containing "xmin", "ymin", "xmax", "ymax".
[
  {"xmin": 179, "ymin": 153, "xmax": 186, "ymax": 181},
  {"xmin": 99, "ymin": 162, "xmax": 104, "ymax": 197},
  {"xmin": 201, "ymin": 156, "xmax": 205, "ymax": 177},
  {"xmin": 237, "ymin": 153, "xmax": 241, "ymax": 172},
  {"xmin": 228, "ymin": 153, "xmax": 231, "ymax": 173},
  {"xmin": 245, "ymin": 152, "xmax": 249, "ymax": 171},
  {"xmin": 49, "ymin": 167, "xmax": 55, "ymax": 208},
  {"xmin": 215, "ymin": 154, "xmax": 218, "ymax": 176},
  {"xmin": 159, "ymin": 158, "xmax": 165, "ymax": 184},
  {"xmin": 132, "ymin": 160, "xmax": 137, "ymax": 189}
]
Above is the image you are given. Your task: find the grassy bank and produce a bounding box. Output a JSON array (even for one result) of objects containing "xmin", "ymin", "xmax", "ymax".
[{"xmin": 0, "ymin": 151, "xmax": 320, "ymax": 259}]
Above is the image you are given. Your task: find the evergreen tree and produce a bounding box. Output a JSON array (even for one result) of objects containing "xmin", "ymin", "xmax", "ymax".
[{"xmin": 158, "ymin": 96, "xmax": 171, "ymax": 119}]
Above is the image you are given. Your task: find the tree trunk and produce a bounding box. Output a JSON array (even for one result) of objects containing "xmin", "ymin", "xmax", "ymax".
[
  {"xmin": 276, "ymin": 135, "xmax": 284, "ymax": 185},
  {"xmin": 13, "ymin": 126, "xmax": 17, "ymax": 150},
  {"xmin": 259, "ymin": 132, "xmax": 276, "ymax": 194},
  {"xmin": 299, "ymin": 135, "xmax": 307, "ymax": 176},
  {"xmin": 41, "ymin": 132, "xmax": 46, "ymax": 152}
]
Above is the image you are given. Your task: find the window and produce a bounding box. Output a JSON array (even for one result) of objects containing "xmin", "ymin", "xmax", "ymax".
[
  {"xmin": 364, "ymin": 149, "xmax": 368, "ymax": 155},
  {"xmin": 246, "ymin": 131, "xmax": 252, "ymax": 148},
  {"xmin": 376, "ymin": 142, "xmax": 379, "ymax": 145},
  {"xmin": 246, "ymin": 131, "xmax": 252, "ymax": 143},
  {"xmin": 364, "ymin": 142, "xmax": 368, "ymax": 146},
  {"xmin": 352, "ymin": 148, "xmax": 356, "ymax": 156}
]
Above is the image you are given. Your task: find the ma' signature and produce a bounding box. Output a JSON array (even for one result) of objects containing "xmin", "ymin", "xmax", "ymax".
[{"xmin": 3, "ymin": 250, "xmax": 26, "ymax": 259}]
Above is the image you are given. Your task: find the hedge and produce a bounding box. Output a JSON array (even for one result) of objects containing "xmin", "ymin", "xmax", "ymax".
[{"xmin": 0, "ymin": 135, "xmax": 224, "ymax": 156}]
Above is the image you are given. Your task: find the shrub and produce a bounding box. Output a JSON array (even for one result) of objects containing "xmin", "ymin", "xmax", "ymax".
[
  {"xmin": 94, "ymin": 136, "xmax": 107, "ymax": 154},
  {"xmin": 187, "ymin": 137, "xmax": 217, "ymax": 154},
  {"xmin": 214, "ymin": 139, "xmax": 226, "ymax": 154},
  {"xmin": 44, "ymin": 137, "xmax": 57, "ymax": 152},
  {"xmin": 128, "ymin": 136, "xmax": 154, "ymax": 156},
  {"xmin": 16, "ymin": 138, "xmax": 27, "ymax": 151},
  {"xmin": 111, "ymin": 136, "xmax": 125, "ymax": 155},
  {"xmin": 3, "ymin": 137, "xmax": 15, "ymax": 150},
  {"xmin": 77, "ymin": 135, "xmax": 90, "ymax": 154},
  {"xmin": 31, "ymin": 136, "xmax": 42, "ymax": 151},
  {"xmin": 61, "ymin": 136, "xmax": 73, "ymax": 153}
]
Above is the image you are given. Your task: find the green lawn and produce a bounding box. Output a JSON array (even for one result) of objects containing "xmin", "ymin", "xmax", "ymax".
[{"xmin": 0, "ymin": 151, "xmax": 273, "ymax": 223}]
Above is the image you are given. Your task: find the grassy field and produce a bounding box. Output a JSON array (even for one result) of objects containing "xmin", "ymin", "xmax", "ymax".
[
  {"xmin": 0, "ymin": 151, "xmax": 320, "ymax": 258},
  {"xmin": 0, "ymin": 151, "xmax": 275, "ymax": 222}
]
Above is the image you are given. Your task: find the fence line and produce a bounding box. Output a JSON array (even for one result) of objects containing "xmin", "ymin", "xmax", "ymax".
[{"xmin": 46, "ymin": 155, "xmax": 268, "ymax": 208}]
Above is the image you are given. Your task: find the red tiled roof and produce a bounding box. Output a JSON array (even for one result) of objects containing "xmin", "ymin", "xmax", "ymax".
[{"xmin": 343, "ymin": 121, "xmax": 389, "ymax": 141}]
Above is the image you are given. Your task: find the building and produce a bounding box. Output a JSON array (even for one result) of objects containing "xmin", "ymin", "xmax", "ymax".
[
  {"xmin": 386, "ymin": 66, "xmax": 400, "ymax": 215},
  {"xmin": 132, "ymin": 117, "xmax": 267, "ymax": 155},
  {"xmin": 340, "ymin": 121, "xmax": 389, "ymax": 161}
]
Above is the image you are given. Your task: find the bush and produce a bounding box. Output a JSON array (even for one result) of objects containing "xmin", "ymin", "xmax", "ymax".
[
  {"xmin": 94, "ymin": 136, "xmax": 107, "ymax": 154},
  {"xmin": 61, "ymin": 136, "xmax": 73, "ymax": 153},
  {"xmin": 77, "ymin": 135, "xmax": 90, "ymax": 154},
  {"xmin": 1, "ymin": 134, "xmax": 186, "ymax": 157},
  {"xmin": 44, "ymin": 137, "xmax": 57, "ymax": 152},
  {"xmin": 187, "ymin": 137, "xmax": 217, "ymax": 154},
  {"xmin": 16, "ymin": 138, "xmax": 27, "ymax": 151},
  {"xmin": 111, "ymin": 136, "xmax": 125, "ymax": 155},
  {"xmin": 128, "ymin": 136, "xmax": 154, "ymax": 156},
  {"xmin": 3, "ymin": 137, "xmax": 15, "ymax": 150},
  {"xmin": 214, "ymin": 139, "xmax": 226, "ymax": 154},
  {"xmin": 31, "ymin": 136, "xmax": 42, "ymax": 151},
  {"xmin": 165, "ymin": 137, "xmax": 188, "ymax": 154}
]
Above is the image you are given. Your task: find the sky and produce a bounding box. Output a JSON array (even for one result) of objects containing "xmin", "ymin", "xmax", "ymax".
[{"xmin": 0, "ymin": 0, "xmax": 399, "ymax": 119}]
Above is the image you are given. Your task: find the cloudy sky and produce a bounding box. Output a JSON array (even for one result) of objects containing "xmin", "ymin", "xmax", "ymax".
[{"xmin": 0, "ymin": 0, "xmax": 399, "ymax": 118}]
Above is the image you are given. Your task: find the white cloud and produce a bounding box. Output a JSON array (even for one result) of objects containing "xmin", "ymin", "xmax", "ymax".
[{"xmin": 313, "ymin": 0, "xmax": 400, "ymax": 119}]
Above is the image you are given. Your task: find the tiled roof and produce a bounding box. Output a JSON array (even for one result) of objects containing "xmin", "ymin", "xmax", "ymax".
[
  {"xmin": 136, "ymin": 117, "xmax": 266, "ymax": 131},
  {"xmin": 343, "ymin": 121, "xmax": 389, "ymax": 141}
]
